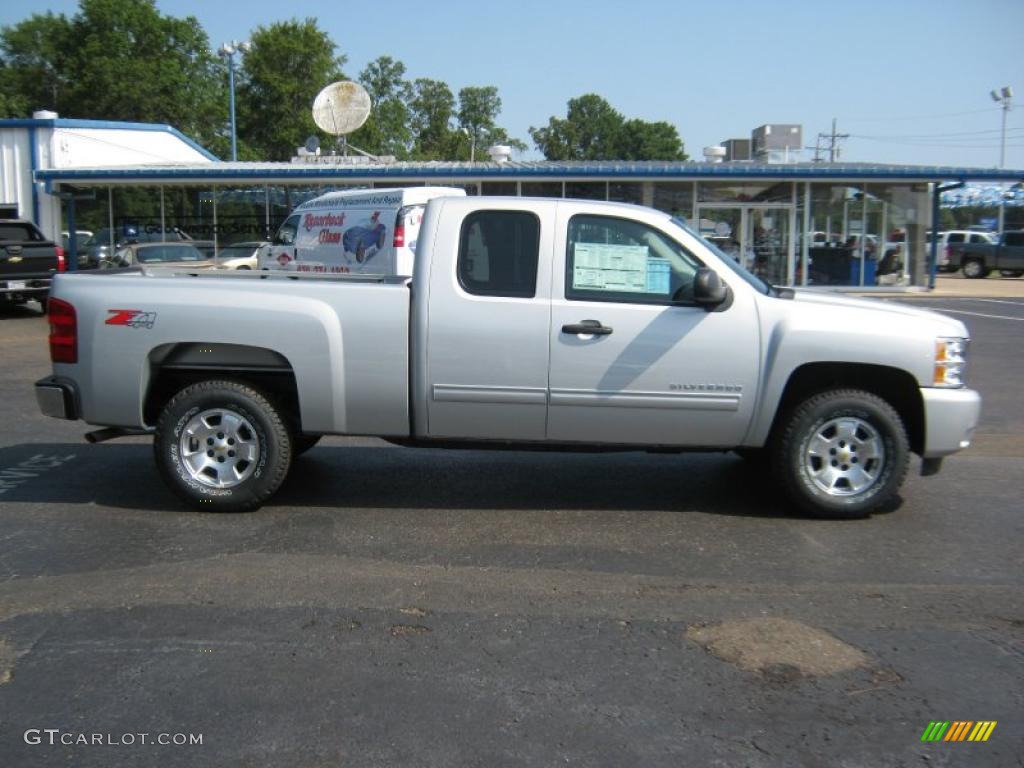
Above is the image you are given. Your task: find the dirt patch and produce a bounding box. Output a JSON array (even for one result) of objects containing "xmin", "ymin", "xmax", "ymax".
[
  {"xmin": 686, "ymin": 618, "xmax": 869, "ymax": 678},
  {"xmin": 0, "ymin": 638, "xmax": 17, "ymax": 684}
]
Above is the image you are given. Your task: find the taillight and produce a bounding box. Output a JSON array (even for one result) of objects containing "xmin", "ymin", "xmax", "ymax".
[
  {"xmin": 48, "ymin": 298, "xmax": 77, "ymax": 363},
  {"xmin": 55, "ymin": 245, "xmax": 66, "ymax": 272},
  {"xmin": 393, "ymin": 223, "xmax": 405, "ymax": 248}
]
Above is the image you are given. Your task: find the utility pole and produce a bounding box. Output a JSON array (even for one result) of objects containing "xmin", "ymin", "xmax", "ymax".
[{"xmin": 817, "ymin": 118, "xmax": 849, "ymax": 163}]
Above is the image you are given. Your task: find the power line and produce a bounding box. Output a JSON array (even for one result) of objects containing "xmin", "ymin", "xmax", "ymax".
[
  {"xmin": 851, "ymin": 127, "xmax": 1024, "ymax": 140},
  {"xmin": 843, "ymin": 107, "xmax": 1001, "ymax": 122}
]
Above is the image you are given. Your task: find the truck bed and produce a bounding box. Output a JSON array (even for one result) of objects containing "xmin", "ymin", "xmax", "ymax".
[{"xmin": 50, "ymin": 268, "xmax": 413, "ymax": 435}]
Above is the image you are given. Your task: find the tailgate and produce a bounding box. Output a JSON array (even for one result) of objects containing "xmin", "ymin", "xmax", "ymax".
[{"xmin": 1, "ymin": 243, "xmax": 59, "ymax": 279}]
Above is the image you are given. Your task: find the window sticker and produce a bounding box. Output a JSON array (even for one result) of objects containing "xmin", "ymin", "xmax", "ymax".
[
  {"xmin": 572, "ymin": 243, "xmax": 650, "ymax": 293},
  {"xmin": 646, "ymin": 257, "xmax": 672, "ymax": 295}
]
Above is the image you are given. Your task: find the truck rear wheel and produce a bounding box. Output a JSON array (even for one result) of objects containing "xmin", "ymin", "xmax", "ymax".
[
  {"xmin": 771, "ymin": 389, "xmax": 909, "ymax": 519},
  {"xmin": 962, "ymin": 258, "xmax": 989, "ymax": 279},
  {"xmin": 154, "ymin": 380, "xmax": 292, "ymax": 512}
]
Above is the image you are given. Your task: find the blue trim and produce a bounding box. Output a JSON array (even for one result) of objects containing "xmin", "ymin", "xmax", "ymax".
[
  {"xmin": 1, "ymin": 118, "xmax": 218, "ymax": 161},
  {"xmin": 33, "ymin": 160, "xmax": 1024, "ymax": 185},
  {"xmin": 28, "ymin": 126, "xmax": 40, "ymax": 225}
]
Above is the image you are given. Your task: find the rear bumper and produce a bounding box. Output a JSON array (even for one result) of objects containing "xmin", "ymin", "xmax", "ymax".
[
  {"xmin": 921, "ymin": 387, "xmax": 981, "ymax": 458},
  {"xmin": 1, "ymin": 277, "xmax": 50, "ymax": 298},
  {"xmin": 35, "ymin": 376, "xmax": 80, "ymax": 420}
]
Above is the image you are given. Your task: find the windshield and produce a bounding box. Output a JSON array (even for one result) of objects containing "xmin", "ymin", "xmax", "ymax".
[
  {"xmin": 136, "ymin": 245, "xmax": 206, "ymax": 263},
  {"xmin": 668, "ymin": 217, "xmax": 773, "ymax": 295}
]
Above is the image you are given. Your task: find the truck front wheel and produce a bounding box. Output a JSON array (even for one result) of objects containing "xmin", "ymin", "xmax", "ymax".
[
  {"xmin": 962, "ymin": 258, "xmax": 989, "ymax": 279},
  {"xmin": 154, "ymin": 380, "xmax": 292, "ymax": 512},
  {"xmin": 772, "ymin": 389, "xmax": 909, "ymax": 519}
]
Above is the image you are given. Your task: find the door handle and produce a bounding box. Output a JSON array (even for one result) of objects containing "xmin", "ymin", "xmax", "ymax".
[{"xmin": 561, "ymin": 319, "xmax": 613, "ymax": 336}]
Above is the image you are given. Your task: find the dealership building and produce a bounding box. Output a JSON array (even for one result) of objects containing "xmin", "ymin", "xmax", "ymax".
[{"xmin": 3, "ymin": 113, "xmax": 1022, "ymax": 289}]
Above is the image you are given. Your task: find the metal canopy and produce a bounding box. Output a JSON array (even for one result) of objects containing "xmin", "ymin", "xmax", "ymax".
[{"xmin": 36, "ymin": 160, "xmax": 1024, "ymax": 189}]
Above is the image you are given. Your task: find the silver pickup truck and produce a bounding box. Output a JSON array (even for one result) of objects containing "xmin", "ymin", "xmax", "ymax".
[{"xmin": 35, "ymin": 196, "xmax": 980, "ymax": 518}]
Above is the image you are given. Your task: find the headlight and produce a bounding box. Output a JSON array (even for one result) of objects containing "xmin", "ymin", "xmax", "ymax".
[{"xmin": 934, "ymin": 337, "xmax": 968, "ymax": 387}]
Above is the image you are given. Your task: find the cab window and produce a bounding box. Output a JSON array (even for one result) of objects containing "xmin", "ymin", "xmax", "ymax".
[
  {"xmin": 566, "ymin": 215, "xmax": 702, "ymax": 304},
  {"xmin": 457, "ymin": 211, "xmax": 540, "ymax": 298}
]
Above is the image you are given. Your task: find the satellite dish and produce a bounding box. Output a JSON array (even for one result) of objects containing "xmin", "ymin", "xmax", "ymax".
[
  {"xmin": 304, "ymin": 135, "xmax": 320, "ymax": 154},
  {"xmin": 312, "ymin": 81, "xmax": 371, "ymax": 136}
]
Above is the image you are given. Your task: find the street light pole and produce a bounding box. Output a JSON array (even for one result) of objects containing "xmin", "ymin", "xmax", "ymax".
[
  {"xmin": 218, "ymin": 40, "xmax": 251, "ymax": 162},
  {"xmin": 991, "ymin": 86, "xmax": 1013, "ymax": 233}
]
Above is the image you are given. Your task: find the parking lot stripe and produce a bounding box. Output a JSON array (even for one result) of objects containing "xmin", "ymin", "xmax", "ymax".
[{"xmin": 932, "ymin": 309, "xmax": 1024, "ymax": 322}]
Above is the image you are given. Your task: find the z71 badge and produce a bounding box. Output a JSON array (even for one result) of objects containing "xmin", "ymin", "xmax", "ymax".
[{"xmin": 105, "ymin": 309, "xmax": 158, "ymax": 329}]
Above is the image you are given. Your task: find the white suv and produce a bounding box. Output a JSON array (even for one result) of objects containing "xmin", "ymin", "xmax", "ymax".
[{"xmin": 932, "ymin": 230, "xmax": 997, "ymax": 272}]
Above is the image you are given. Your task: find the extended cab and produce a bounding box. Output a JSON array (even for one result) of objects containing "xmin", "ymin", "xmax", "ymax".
[
  {"xmin": 35, "ymin": 197, "xmax": 980, "ymax": 518},
  {"xmin": 1, "ymin": 219, "xmax": 65, "ymax": 311},
  {"xmin": 947, "ymin": 230, "xmax": 1024, "ymax": 278}
]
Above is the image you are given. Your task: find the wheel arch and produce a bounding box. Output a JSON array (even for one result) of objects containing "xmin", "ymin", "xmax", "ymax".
[
  {"xmin": 766, "ymin": 362, "xmax": 924, "ymax": 455},
  {"xmin": 144, "ymin": 342, "xmax": 302, "ymax": 432}
]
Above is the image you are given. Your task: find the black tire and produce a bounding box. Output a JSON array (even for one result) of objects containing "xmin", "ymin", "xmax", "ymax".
[
  {"xmin": 38, "ymin": 297, "xmax": 48, "ymax": 315},
  {"xmin": 962, "ymin": 258, "xmax": 989, "ymax": 279},
  {"xmin": 293, "ymin": 434, "xmax": 321, "ymax": 456},
  {"xmin": 154, "ymin": 380, "xmax": 292, "ymax": 512},
  {"xmin": 771, "ymin": 389, "xmax": 909, "ymax": 519},
  {"xmin": 999, "ymin": 269, "xmax": 1022, "ymax": 278},
  {"xmin": 237, "ymin": 265, "xmax": 251, "ymax": 270},
  {"xmin": 355, "ymin": 242, "xmax": 365, "ymax": 263}
]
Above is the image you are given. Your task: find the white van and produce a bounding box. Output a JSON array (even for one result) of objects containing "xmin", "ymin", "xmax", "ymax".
[{"xmin": 261, "ymin": 187, "xmax": 466, "ymax": 276}]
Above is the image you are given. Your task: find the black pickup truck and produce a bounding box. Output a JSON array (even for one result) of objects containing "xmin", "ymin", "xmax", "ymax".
[
  {"xmin": 0, "ymin": 220, "xmax": 64, "ymax": 312},
  {"xmin": 948, "ymin": 230, "xmax": 1024, "ymax": 278}
]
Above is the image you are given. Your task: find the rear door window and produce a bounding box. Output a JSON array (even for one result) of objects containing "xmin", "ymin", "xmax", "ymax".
[{"xmin": 457, "ymin": 211, "xmax": 540, "ymax": 298}]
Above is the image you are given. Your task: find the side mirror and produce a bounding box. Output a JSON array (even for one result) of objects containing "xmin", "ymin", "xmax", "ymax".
[{"xmin": 693, "ymin": 267, "xmax": 728, "ymax": 308}]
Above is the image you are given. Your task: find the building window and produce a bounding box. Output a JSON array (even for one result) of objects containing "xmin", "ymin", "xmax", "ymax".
[
  {"xmin": 457, "ymin": 210, "xmax": 540, "ymax": 298},
  {"xmin": 521, "ymin": 181, "xmax": 562, "ymax": 198},
  {"xmin": 652, "ymin": 182, "xmax": 694, "ymax": 219},
  {"xmin": 481, "ymin": 181, "xmax": 517, "ymax": 196},
  {"xmin": 565, "ymin": 181, "xmax": 607, "ymax": 200},
  {"xmin": 609, "ymin": 182, "xmax": 644, "ymax": 205}
]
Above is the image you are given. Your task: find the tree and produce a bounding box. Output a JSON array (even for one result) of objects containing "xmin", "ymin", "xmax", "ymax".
[
  {"xmin": 409, "ymin": 78, "xmax": 456, "ymax": 160},
  {"xmin": 0, "ymin": 12, "xmax": 70, "ymax": 115},
  {"xmin": 348, "ymin": 55, "xmax": 412, "ymax": 159},
  {"xmin": 455, "ymin": 86, "xmax": 526, "ymax": 159},
  {"xmin": 236, "ymin": 18, "xmax": 346, "ymax": 161},
  {"xmin": 617, "ymin": 119, "xmax": 686, "ymax": 161},
  {"xmin": 0, "ymin": 1, "xmax": 223, "ymax": 151},
  {"xmin": 530, "ymin": 93, "xmax": 686, "ymax": 161}
]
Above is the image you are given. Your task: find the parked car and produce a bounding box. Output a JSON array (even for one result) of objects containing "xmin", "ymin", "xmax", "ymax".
[
  {"xmin": 191, "ymin": 240, "xmax": 217, "ymax": 260},
  {"xmin": 214, "ymin": 241, "xmax": 268, "ymax": 270},
  {"xmin": 929, "ymin": 230, "xmax": 997, "ymax": 273},
  {"xmin": 1, "ymin": 219, "xmax": 64, "ymax": 312},
  {"xmin": 81, "ymin": 226, "xmax": 191, "ymax": 269},
  {"xmin": 946, "ymin": 230, "xmax": 1024, "ymax": 278},
  {"xmin": 100, "ymin": 242, "xmax": 214, "ymax": 270},
  {"xmin": 61, "ymin": 230, "xmax": 93, "ymax": 255}
]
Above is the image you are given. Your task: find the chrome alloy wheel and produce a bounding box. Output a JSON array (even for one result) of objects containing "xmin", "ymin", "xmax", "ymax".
[
  {"xmin": 803, "ymin": 416, "xmax": 885, "ymax": 497},
  {"xmin": 179, "ymin": 408, "xmax": 260, "ymax": 489}
]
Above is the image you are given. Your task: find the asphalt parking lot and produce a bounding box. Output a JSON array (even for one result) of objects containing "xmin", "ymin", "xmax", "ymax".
[{"xmin": 0, "ymin": 287, "xmax": 1021, "ymax": 767}]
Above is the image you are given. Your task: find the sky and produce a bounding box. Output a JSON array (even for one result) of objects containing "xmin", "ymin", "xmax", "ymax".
[{"xmin": 3, "ymin": 0, "xmax": 1024, "ymax": 169}]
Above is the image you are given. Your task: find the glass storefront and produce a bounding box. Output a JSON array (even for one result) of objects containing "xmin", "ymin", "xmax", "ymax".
[{"xmin": 58, "ymin": 176, "xmax": 932, "ymax": 287}]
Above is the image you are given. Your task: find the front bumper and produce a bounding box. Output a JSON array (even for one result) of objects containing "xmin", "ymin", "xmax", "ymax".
[
  {"xmin": 921, "ymin": 387, "xmax": 981, "ymax": 458},
  {"xmin": 35, "ymin": 376, "xmax": 80, "ymax": 420}
]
